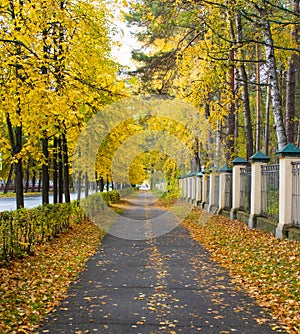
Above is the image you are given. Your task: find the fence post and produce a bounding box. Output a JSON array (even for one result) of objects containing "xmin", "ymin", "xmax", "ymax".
[
  {"xmin": 275, "ymin": 144, "xmax": 300, "ymax": 239},
  {"xmin": 230, "ymin": 157, "xmax": 248, "ymax": 220},
  {"xmin": 248, "ymin": 151, "xmax": 270, "ymax": 229}
]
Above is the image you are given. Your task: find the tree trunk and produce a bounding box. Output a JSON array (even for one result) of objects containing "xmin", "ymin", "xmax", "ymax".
[
  {"xmin": 256, "ymin": 6, "xmax": 287, "ymax": 149},
  {"xmin": 236, "ymin": 13, "xmax": 253, "ymax": 159},
  {"xmin": 264, "ymin": 79, "xmax": 271, "ymax": 155},
  {"xmin": 226, "ymin": 49, "xmax": 236, "ymax": 163},
  {"xmin": 4, "ymin": 164, "xmax": 13, "ymax": 194},
  {"xmin": 58, "ymin": 137, "xmax": 64, "ymax": 203},
  {"xmin": 42, "ymin": 136, "xmax": 49, "ymax": 204},
  {"xmin": 62, "ymin": 132, "xmax": 70, "ymax": 203},
  {"xmin": 77, "ymin": 172, "xmax": 82, "ymax": 201},
  {"xmin": 85, "ymin": 172, "xmax": 89, "ymax": 198},
  {"xmin": 255, "ymin": 43, "xmax": 261, "ymax": 151},
  {"xmin": 31, "ymin": 170, "xmax": 36, "ymax": 192},
  {"xmin": 192, "ymin": 137, "xmax": 200, "ymax": 172},
  {"xmin": 38, "ymin": 171, "xmax": 42, "ymax": 192},
  {"xmin": 285, "ymin": 0, "xmax": 299, "ymax": 144},
  {"xmin": 25, "ymin": 166, "xmax": 30, "ymax": 193},
  {"xmin": 53, "ymin": 137, "xmax": 58, "ymax": 204},
  {"xmin": 6, "ymin": 113, "xmax": 24, "ymax": 208}
]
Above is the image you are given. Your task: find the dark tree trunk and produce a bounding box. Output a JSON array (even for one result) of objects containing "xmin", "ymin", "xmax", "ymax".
[
  {"xmin": 53, "ymin": 137, "xmax": 58, "ymax": 204},
  {"xmin": 58, "ymin": 137, "xmax": 64, "ymax": 203},
  {"xmin": 255, "ymin": 43, "xmax": 261, "ymax": 151},
  {"xmin": 236, "ymin": 13, "xmax": 253, "ymax": 159},
  {"xmin": 6, "ymin": 112, "xmax": 24, "ymax": 208},
  {"xmin": 85, "ymin": 172, "xmax": 89, "ymax": 198},
  {"xmin": 62, "ymin": 132, "xmax": 70, "ymax": 203},
  {"xmin": 25, "ymin": 166, "xmax": 30, "ymax": 193},
  {"xmin": 42, "ymin": 136, "xmax": 49, "ymax": 204},
  {"xmin": 38, "ymin": 171, "xmax": 42, "ymax": 192},
  {"xmin": 286, "ymin": 54, "xmax": 297, "ymax": 143},
  {"xmin": 226, "ymin": 49, "xmax": 236, "ymax": 163},
  {"xmin": 99, "ymin": 176, "xmax": 104, "ymax": 192},
  {"xmin": 286, "ymin": 0, "xmax": 299, "ymax": 144},
  {"xmin": 4, "ymin": 164, "xmax": 13, "ymax": 194},
  {"xmin": 77, "ymin": 172, "xmax": 82, "ymax": 201},
  {"xmin": 31, "ymin": 170, "xmax": 36, "ymax": 192}
]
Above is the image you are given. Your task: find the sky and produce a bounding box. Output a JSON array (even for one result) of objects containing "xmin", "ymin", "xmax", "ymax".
[{"xmin": 110, "ymin": 8, "xmax": 138, "ymax": 71}]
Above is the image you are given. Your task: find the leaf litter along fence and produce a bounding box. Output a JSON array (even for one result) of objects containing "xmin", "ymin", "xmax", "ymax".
[
  {"xmin": 240, "ymin": 166, "xmax": 251, "ymax": 213},
  {"xmin": 292, "ymin": 162, "xmax": 300, "ymax": 227},
  {"xmin": 261, "ymin": 164, "xmax": 279, "ymax": 220}
]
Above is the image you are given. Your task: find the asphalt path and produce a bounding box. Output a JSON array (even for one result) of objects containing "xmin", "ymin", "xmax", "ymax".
[{"xmin": 38, "ymin": 192, "xmax": 284, "ymax": 334}]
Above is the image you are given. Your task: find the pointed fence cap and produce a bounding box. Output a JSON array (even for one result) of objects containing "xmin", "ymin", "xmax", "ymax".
[
  {"xmin": 218, "ymin": 164, "xmax": 232, "ymax": 172},
  {"xmin": 232, "ymin": 156, "xmax": 248, "ymax": 165},
  {"xmin": 249, "ymin": 151, "xmax": 270, "ymax": 163},
  {"xmin": 276, "ymin": 143, "xmax": 300, "ymax": 157}
]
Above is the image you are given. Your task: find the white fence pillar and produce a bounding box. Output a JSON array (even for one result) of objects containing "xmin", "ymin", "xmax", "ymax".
[
  {"xmin": 276, "ymin": 144, "xmax": 300, "ymax": 239},
  {"xmin": 248, "ymin": 151, "xmax": 270, "ymax": 229},
  {"xmin": 230, "ymin": 157, "xmax": 248, "ymax": 220}
]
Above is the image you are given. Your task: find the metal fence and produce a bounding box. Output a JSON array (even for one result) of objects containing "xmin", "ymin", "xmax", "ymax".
[
  {"xmin": 240, "ymin": 167, "xmax": 251, "ymax": 213},
  {"xmin": 292, "ymin": 162, "xmax": 300, "ymax": 227},
  {"xmin": 214, "ymin": 175, "xmax": 220, "ymax": 206},
  {"xmin": 206, "ymin": 175, "xmax": 210, "ymax": 203},
  {"xmin": 261, "ymin": 164, "xmax": 279, "ymax": 220},
  {"xmin": 225, "ymin": 173, "xmax": 233, "ymax": 210}
]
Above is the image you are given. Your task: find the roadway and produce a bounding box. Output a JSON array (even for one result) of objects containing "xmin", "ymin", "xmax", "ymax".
[{"xmin": 0, "ymin": 192, "xmax": 88, "ymax": 212}]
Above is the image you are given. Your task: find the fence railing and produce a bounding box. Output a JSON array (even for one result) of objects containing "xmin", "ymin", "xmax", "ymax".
[
  {"xmin": 180, "ymin": 145, "xmax": 300, "ymax": 240},
  {"xmin": 261, "ymin": 164, "xmax": 279, "ymax": 220},
  {"xmin": 240, "ymin": 167, "xmax": 251, "ymax": 213},
  {"xmin": 225, "ymin": 173, "xmax": 232, "ymax": 210},
  {"xmin": 214, "ymin": 175, "xmax": 220, "ymax": 207},
  {"xmin": 292, "ymin": 162, "xmax": 300, "ymax": 227},
  {"xmin": 206, "ymin": 175, "xmax": 210, "ymax": 203}
]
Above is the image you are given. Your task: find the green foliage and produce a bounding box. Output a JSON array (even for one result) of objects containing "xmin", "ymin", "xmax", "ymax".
[{"xmin": 0, "ymin": 202, "xmax": 84, "ymax": 262}]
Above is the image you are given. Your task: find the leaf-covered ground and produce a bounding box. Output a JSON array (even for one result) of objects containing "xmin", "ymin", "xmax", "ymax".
[
  {"xmin": 1, "ymin": 200, "xmax": 299, "ymax": 333},
  {"xmin": 0, "ymin": 219, "xmax": 105, "ymax": 333},
  {"xmin": 183, "ymin": 207, "xmax": 300, "ymax": 334}
]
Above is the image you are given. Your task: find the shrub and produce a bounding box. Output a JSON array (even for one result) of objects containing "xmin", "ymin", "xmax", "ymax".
[{"xmin": 0, "ymin": 201, "xmax": 83, "ymax": 262}]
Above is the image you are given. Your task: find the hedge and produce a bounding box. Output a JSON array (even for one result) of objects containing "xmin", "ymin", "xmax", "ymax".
[
  {"xmin": 0, "ymin": 190, "xmax": 132, "ymax": 262},
  {"xmin": 0, "ymin": 201, "xmax": 84, "ymax": 262}
]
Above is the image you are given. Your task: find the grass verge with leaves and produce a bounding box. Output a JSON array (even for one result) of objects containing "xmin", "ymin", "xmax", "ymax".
[
  {"xmin": 0, "ymin": 218, "xmax": 105, "ymax": 333},
  {"xmin": 183, "ymin": 207, "xmax": 300, "ymax": 334}
]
